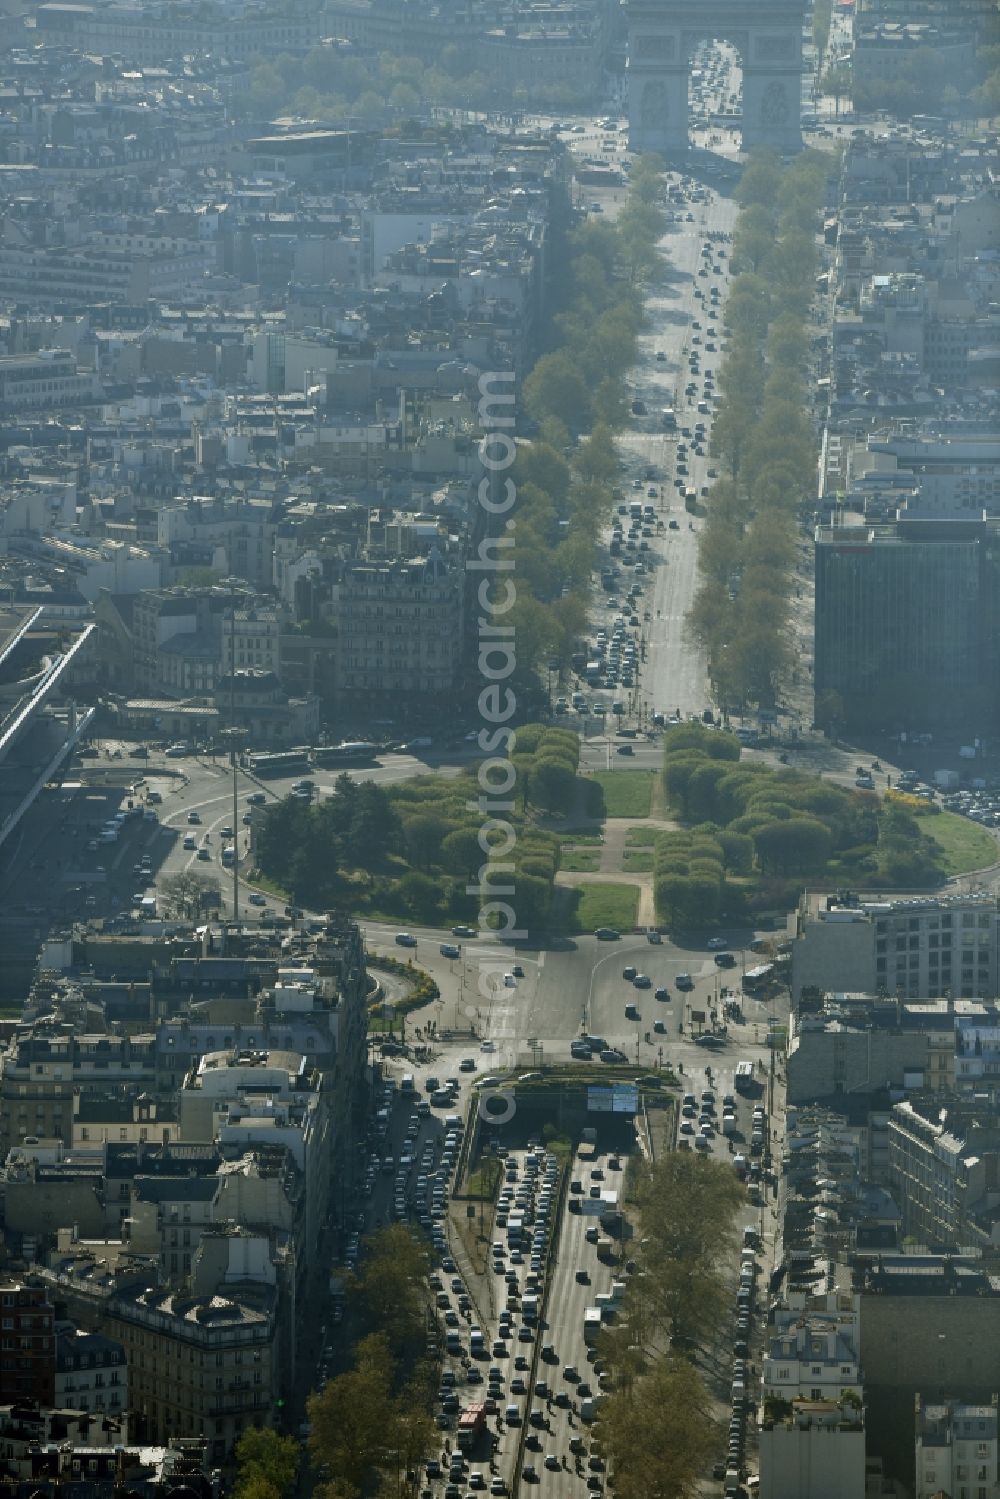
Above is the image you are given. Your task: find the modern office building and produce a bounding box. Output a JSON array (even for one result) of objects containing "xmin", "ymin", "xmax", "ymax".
[
  {"xmin": 791, "ymin": 891, "xmax": 1000, "ymax": 1004},
  {"xmin": 814, "ymin": 518, "xmax": 1000, "ymax": 732}
]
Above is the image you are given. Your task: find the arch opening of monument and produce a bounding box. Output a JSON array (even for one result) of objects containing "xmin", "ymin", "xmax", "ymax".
[{"xmin": 628, "ymin": 0, "xmax": 804, "ymax": 157}]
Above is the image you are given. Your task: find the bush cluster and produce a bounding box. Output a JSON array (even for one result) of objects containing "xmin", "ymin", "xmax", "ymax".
[
  {"xmin": 254, "ymin": 728, "xmax": 577, "ymax": 923},
  {"xmin": 365, "ymin": 955, "xmax": 441, "ymax": 1017},
  {"xmin": 654, "ymin": 724, "xmax": 944, "ymax": 927}
]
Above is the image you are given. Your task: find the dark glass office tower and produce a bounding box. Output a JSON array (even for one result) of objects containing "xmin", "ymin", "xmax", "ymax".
[{"xmin": 814, "ymin": 517, "xmax": 1000, "ymax": 733}]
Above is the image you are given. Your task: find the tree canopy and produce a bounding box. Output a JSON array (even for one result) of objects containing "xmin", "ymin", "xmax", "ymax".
[{"xmin": 688, "ymin": 149, "xmax": 831, "ymax": 711}]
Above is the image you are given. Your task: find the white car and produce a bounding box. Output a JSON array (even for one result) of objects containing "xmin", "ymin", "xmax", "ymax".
[
  {"xmin": 503, "ymin": 973, "xmax": 517, "ymax": 987},
  {"xmin": 480, "ymin": 1039, "xmax": 496, "ymax": 1053}
]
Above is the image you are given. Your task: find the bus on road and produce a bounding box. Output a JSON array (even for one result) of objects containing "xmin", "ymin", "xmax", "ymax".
[
  {"xmin": 313, "ymin": 741, "xmax": 379, "ymax": 766},
  {"xmin": 742, "ymin": 963, "xmax": 775, "ymax": 996},
  {"xmin": 734, "ymin": 1060, "xmax": 756, "ymax": 1094},
  {"xmin": 246, "ymin": 748, "xmax": 311, "ymax": 777}
]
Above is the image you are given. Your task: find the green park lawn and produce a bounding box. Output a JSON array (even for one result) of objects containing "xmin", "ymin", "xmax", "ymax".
[
  {"xmin": 565, "ymin": 881, "xmax": 640, "ymax": 933},
  {"xmin": 590, "ymin": 770, "xmax": 654, "ymax": 819},
  {"xmin": 561, "ymin": 847, "xmax": 601, "ymax": 873},
  {"xmin": 924, "ymin": 810, "xmax": 998, "ymax": 876}
]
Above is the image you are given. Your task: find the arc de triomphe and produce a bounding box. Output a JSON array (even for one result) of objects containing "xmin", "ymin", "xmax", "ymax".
[{"xmin": 628, "ymin": 0, "xmax": 805, "ymax": 154}]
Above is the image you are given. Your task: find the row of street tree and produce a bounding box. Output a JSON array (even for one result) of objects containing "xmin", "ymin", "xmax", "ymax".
[
  {"xmin": 687, "ymin": 149, "xmax": 831, "ymax": 712},
  {"xmin": 822, "ymin": 35, "xmax": 1000, "ymax": 120},
  {"xmin": 245, "ymin": 43, "xmax": 592, "ymax": 121},
  {"xmin": 596, "ymin": 1151, "xmax": 743, "ymax": 1498},
  {"xmin": 504, "ymin": 156, "xmax": 669, "ymax": 686},
  {"xmin": 306, "ymin": 1225, "xmax": 438, "ymax": 1499}
]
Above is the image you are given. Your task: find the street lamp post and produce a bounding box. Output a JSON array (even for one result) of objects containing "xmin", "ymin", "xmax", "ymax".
[
  {"xmin": 221, "ymin": 577, "xmax": 248, "ymax": 920},
  {"xmin": 220, "ymin": 727, "xmax": 246, "ymax": 917}
]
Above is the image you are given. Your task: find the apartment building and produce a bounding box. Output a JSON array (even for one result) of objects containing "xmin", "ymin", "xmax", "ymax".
[
  {"xmin": 127, "ymin": 1176, "xmax": 223, "ymax": 1286},
  {"xmin": 758, "ymin": 1397, "xmax": 866, "ymax": 1499},
  {"xmin": 915, "ymin": 1396, "xmax": 1000, "ymax": 1499},
  {"xmin": 331, "ymin": 550, "xmax": 465, "ymax": 697},
  {"xmin": 853, "ymin": 23, "xmax": 975, "ymax": 87},
  {"xmin": 35, "ymin": 4, "xmax": 321, "ymax": 64},
  {"xmin": 763, "ymin": 1291, "xmax": 863, "ymax": 1403},
  {"xmin": 887, "ymin": 1098, "xmax": 1000, "ymax": 1249},
  {"xmin": 54, "ymin": 1324, "xmax": 128, "ymax": 1424},
  {"xmin": 156, "ymin": 497, "xmax": 278, "ymax": 591},
  {"xmin": 955, "ymin": 1013, "xmax": 1000, "ymax": 1096},
  {"xmin": 0, "ymin": 239, "xmax": 212, "ymax": 309},
  {"xmin": 107, "ymin": 1285, "xmax": 276, "ymax": 1456},
  {"xmin": 788, "ymin": 1000, "xmax": 934, "ymax": 1104},
  {"xmin": 856, "ymin": 0, "xmax": 1000, "ymax": 42},
  {"xmin": 129, "ymin": 588, "xmax": 228, "ymax": 697},
  {"xmin": 0, "ymin": 351, "xmax": 100, "ymax": 413},
  {"xmin": 0, "ymin": 1028, "xmax": 159, "ymax": 1158},
  {"xmin": 790, "ymin": 892, "xmax": 1000, "ymax": 1003},
  {"xmin": 72, "ymin": 1093, "xmax": 178, "ymax": 1149},
  {"xmin": 759, "ymin": 1289, "xmax": 866, "ymax": 1499},
  {"xmin": 0, "ymin": 1280, "xmax": 56, "ymax": 1407},
  {"xmin": 220, "ymin": 606, "xmax": 281, "ymax": 679},
  {"xmin": 178, "ymin": 1048, "xmax": 331, "ymax": 1263},
  {"xmin": 323, "ymin": 0, "xmax": 611, "ymax": 93}
]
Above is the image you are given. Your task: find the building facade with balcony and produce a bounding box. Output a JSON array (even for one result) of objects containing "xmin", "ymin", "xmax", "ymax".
[
  {"xmin": 887, "ymin": 1097, "xmax": 1000, "ymax": 1249},
  {"xmin": 107, "ymin": 1285, "xmax": 276, "ymax": 1458},
  {"xmin": 54, "ymin": 1324, "xmax": 128, "ymax": 1424},
  {"xmin": 331, "ymin": 550, "xmax": 464, "ymax": 697},
  {"xmin": 915, "ymin": 1395, "xmax": 1000, "ymax": 1499},
  {"xmin": 0, "ymin": 1279, "xmax": 56, "ymax": 1406}
]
